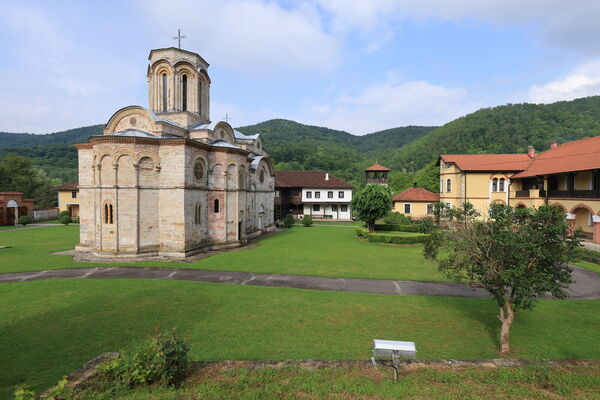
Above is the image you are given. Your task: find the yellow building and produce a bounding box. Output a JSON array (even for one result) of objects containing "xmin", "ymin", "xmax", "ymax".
[
  {"xmin": 439, "ymin": 137, "xmax": 600, "ymax": 243},
  {"xmin": 56, "ymin": 183, "xmax": 79, "ymax": 217},
  {"xmin": 392, "ymin": 185, "xmax": 439, "ymax": 219}
]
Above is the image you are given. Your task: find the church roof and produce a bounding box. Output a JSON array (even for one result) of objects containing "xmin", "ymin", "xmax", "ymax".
[
  {"xmin": 209, "ymin": 139, "xmax": 242, "ymax": 149},
  {"xmin": 111, "ymin": 129, "xmax": 159, "ymax": 138},
  {"xmin": 234, "ymin": 129, "xmax": 259, "ymax": 140},
  {"xmin": 365, "ymin": 163, "xmax": 390, "ymax": 172},
  {"xmin": 393, "ymin": 187, "xmax": 439, "ymax": 202},
  {"xmin": 275, "ymin": 171, "xmax": 354, "ymax": 189}
]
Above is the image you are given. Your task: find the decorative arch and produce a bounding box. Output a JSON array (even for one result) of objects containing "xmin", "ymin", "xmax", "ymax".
[
  {"xmin": 212, "ymin": 121, "xmax": 235, "ymax": 143},
  {"xmin": 514, "ymin": 202, "xmax": 527, "ymax": 209},
  {"xmin": 173, "ymin": 61, "xmax": 199, "ymax": 76},
  {"xmin": 569, "ymin": 203, "xmax": 596, "ymax": 215},
  {"xmin": 492, "ymin": 199, "xmax": 506, "ymax": 205},
  {"xmin": 135, "ymin": 151, "xmax": 160, "ymax": 165},
  {"xmin": 104, "ymin": 106, "xmax": 157, "ymax": 134},
  {"xmin": 226, "ymin": 163, "xmax": 237, "ymax": 189},
  {"xmin": 550, "ymin": 202, "xmax": 567, "ymax": 212}
]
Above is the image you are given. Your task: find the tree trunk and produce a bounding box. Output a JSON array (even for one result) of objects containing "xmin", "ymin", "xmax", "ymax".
[
  {"xmin": 368, "ymin": 220, "xmax": 375, "ymax": 233},
  {"xmin": 498, "ymin": 301, "xmax": 515, "ymax": 355}
]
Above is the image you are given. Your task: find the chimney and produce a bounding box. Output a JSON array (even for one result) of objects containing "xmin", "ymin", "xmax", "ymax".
[
  {"xmin": 325, "ymin": 172, "xmax": 329, "ymax": 181},
  {"xmin": 550, "ymin": 141, "xmax": 558, "ymax": 149},
  {"xmin": 413, "ymin": 182, "xmax": 417, "ymax": 188},
  {"xmin": 527, "ymin": 146, "xmax": 536, "ymax": 158}
]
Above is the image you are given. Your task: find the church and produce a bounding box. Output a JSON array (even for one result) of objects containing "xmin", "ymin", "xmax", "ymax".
[{"xmin": 75, "ymin": 46, "xmax": 275, "ymax": 258}]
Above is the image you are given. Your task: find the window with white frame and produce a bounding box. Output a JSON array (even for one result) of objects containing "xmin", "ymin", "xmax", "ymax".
[
  {"xmin": 340, "ymin": 205, "xmax": 348, "ymax": 212},
  {"xmin": 499, "ymin": 178, "xmax": 505, "ymax": 192},
  {"xmin": 446, "ymin": 179, "xmax": 452, "ymax": 192},
  {"xmin": 328, "ymin": 191, "xmax": 333, "ymax": 198},
  {"xmin": 492, "ymin": 178, "xmax": 498, "ymax": 192},
  {"xmin": 315, "ymin": 191, "xmax": 320, "ymax": 198},
  {"xmin": 339, "ymin": 191, "xmax": 344, "ymax": 198},
  {"xmin": 306, "ymin": 191, "xmax": 312, "ymax": 199}
]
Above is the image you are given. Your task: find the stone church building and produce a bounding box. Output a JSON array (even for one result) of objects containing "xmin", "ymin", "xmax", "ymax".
[{"xmin": 75, "ymin": 47, "xmax": 275, "ymax": 258}]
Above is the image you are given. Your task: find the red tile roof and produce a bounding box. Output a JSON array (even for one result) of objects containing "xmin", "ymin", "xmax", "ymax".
[
  {"xmin": 55, "ymin": 182, "xmax": 79, "ymax": 191},
  {"xmin": 393, "ymin": 187, "xmax": 439, "ymax": 202},
  {"xmin": 439, "ymin": 154, "xmax": 533, "ymax": 172},
  {"xmin": 275, "ymin": 171, "xmax": 354, "ymax": 189},
  {"xmin": 512, "ymin": 136, "xmax": 600, "ymax": 178},
  {"xmin": 365, "ymin": 163, "xmax": 390, "ymax": 172}
]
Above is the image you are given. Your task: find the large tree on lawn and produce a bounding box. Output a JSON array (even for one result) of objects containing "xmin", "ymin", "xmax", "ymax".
[
  {"xmin": 352, "ymin": 184, "xmax": 392, "ymax": 232},
  {"xmin": 424, "ymin": 203, "xmax": 578, "ymax": 355}
]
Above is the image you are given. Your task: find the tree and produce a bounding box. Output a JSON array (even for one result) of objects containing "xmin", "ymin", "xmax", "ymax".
[
  {"xmin": 424, "ymin": 203, "xmax": 578, "ymax": 355},
  {"xmin": 352, "ymin": 184, "xmax": 392, "ymax": 232}
]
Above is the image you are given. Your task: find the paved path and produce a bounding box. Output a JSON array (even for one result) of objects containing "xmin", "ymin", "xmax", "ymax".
[
  {"xmin": 1, "ymin": 265, "xmax": 599, "ymax": 299},
  {"xmin": 0, "ymin": 223, "xmax": 63, "ymax": 232}
]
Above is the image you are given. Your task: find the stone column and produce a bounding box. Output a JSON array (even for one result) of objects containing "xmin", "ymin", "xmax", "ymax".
[
  {"xmin": 593, "ymin": 216, "xmax": 600, "ymax": 244},
  {"xmin": 566, "ymin": 213, "xmax": 576, "ymax": 235}
]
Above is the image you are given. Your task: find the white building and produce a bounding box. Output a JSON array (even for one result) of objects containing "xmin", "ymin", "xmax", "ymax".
[{"xmin": 275, "ymin": 171, "xmax": 354, "ymax": 221}]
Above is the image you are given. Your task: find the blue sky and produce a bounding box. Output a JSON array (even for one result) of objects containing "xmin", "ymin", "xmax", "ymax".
[{"xmin": 2, "ymin": 0, "xmax": 600, "ymax": 134}]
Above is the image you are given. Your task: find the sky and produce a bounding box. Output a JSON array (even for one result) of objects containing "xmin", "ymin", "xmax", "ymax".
[{"xmin": 2, "ymin": 1, "xmax": 600, "ymax": 135}]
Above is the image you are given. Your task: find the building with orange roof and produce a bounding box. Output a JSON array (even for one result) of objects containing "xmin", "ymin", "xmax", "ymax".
[
  {"xmin": 392, "ymin": 184, "xmax": 439, "ymax": 219},
  {"xmin": 365, "ymin": 163, "xmax": 390, "ymax": 185},
  {"xmin": 439, "ymin": 135, "xmax": 600, "ymax": 243}
]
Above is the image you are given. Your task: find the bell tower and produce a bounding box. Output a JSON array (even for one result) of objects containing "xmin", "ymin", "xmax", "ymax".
[
  {"xmin": 365, "ymin": 163, "xmax": 390, "ymax": 185},
  {"xmin": 147, "ymin": 47, "xmax": 211, "ymax": 126}
]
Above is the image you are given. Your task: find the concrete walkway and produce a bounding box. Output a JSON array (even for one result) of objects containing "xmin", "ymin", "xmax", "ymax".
[{"xmin": 1, "ymin": 265, "xmax": 599, "ymax": 299}]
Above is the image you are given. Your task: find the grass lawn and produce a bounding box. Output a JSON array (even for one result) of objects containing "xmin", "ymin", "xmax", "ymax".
[
  {"xmin": 76, "ymin": 363, "xmax": 600, "ymax": 400},
  {"xmin": 0, "ymin": 225, "xmax": 447, "ymax": 281},
  {"xmin": 1, "ymin": 279, "xmax": 599, "ymax": 397},
  {"xmin": 575, "ymin": 260, "xmax": 600, "ymax": 274}
]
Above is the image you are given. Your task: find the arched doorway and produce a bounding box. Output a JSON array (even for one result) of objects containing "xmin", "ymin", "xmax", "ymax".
[
  {"xmin": 238, "ymin": 210, "xmax": 244, "ymax": 241},
  {"xmin": 6, "ymin": 199, "xmax": 19, "ymax": 226},
  {"xmin": 570, "ymin": 205, "xmax": 595, "ymax": 240}
]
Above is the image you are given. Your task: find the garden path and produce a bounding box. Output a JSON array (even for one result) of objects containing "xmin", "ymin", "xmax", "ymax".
[{"xmin": 1, "ymin": 265, "xmax": 599, "ymax": 299}]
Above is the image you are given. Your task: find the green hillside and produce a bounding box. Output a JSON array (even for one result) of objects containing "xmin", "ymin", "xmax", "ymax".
[{"xmin": 393, "ymin": 96, "xmax": 600, "ymax": 171}]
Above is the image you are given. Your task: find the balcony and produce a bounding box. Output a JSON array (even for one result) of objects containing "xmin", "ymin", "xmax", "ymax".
[
  {"xmin": 515, "ymin": 190, "xmax": 529, "ymax": 198},
  {"xmin": 546, "ymin": 190, "xmax": 598, "ymax": 198}
]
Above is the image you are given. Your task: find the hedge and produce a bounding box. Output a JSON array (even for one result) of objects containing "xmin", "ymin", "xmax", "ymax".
[
  {"xmin": 374, "ymin": 223, "xmax": 419, "ymax": 232},
  {"xmin": 575, "ymin": 247, "xmax": 600, "ymax": 265},
  {"xmin": 356, "ymin": 227, "xmax": 430, "ymax": 244}
]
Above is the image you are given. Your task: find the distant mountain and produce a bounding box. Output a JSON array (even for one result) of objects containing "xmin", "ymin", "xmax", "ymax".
[
  {"xmin": 393, "ymin": 96, "xmax": 600, "ymax": 171},
  {"xmin": 0, "ymin": 125, "xmax": 103, "ymax": 148}
]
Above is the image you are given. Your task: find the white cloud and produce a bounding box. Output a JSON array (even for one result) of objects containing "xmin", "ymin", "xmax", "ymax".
[
  {"xmin": 137, "ymin": 0, "xmax": 341, "ymax": 74},
  {"xmin": 315, "ymin": 0, "xmax": 600, "ymax": 55},
  {"xmin": 529, "ymin": 60, "xmax": 600, "ymax": 103},
  {"xmin": 304, "ymin": 77, "xmax": 481, "ymax": 134}
]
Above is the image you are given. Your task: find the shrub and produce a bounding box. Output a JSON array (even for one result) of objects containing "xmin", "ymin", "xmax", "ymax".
[
  {"xmin": 356, "ymin": 227, "xmax": 429, "ymax": 244},
  {"xmin": 302, "ymin": 215, "xmax": 313, "ymax": 227},
  {"xmin": 416, "ymin": 217, "xmax": 437, "ymax": 234},
  {"xmin": 13, "ymin": 386, "xmax": 36, "ymax": 400},
  {"xmin": 102, "ymin": 328, "xmax": 189, "ymax": 387},
  {"xmin": 283, "ymin": 214, "xmax": 295, "ymax": 228},
  {"xmin": 59, "ymin": 210, "xmax": 70, "ymax": 218},
  {"xmin": 59, "ymin": 215, "xmax": 72, "ymax": 225},
  {"xmin": 374, "ymin": 223, "xmax": 419, "ymax": 232},
  {"xmin": 575, "ymin": 247, "xmax": 600, "ymax": 265},
  {"xmin": 383, "ymin": 211, "xmax": 411, "ymax": 225},
  {"xmin": 18, "ymin": 215, "xmax": 32, "ymax": 226}
]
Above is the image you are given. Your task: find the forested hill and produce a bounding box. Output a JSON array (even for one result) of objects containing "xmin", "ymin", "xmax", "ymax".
[
  {"xmin": 393, "ymin": 96, "xmax": 600, "ymax": 171},
  {"xmin": 0, "ymin": 120, "xmax": 434, "ymax": 187}
]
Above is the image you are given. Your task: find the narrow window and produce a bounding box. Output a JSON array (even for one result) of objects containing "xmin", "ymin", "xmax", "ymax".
[
  {"xmin": 440, "ymin": 179, "xmax": 444, "ymax": 193},
  {"xmin": 198, "ymin": 81, "xmax": 202, "ymax": 115},
  {"xmin": 328, "ymin": 191, "xmax": 333, "ymax": 198},
  {"xmin": 71, "ymin": 191, "xmax": 77, "ymax": 199},
  {"xmin": 499, "ymin": 178, "xmax": 505, "ymax": 192},
  {"xmin": 214, "ymin": 199, "xmax": 219, "ymax": 213},
  {"xmin": 103, "ymin": 203, "xmax": 114, "ymax": 224},
  {"xmin": 315, "ymin": 191, "xmax": 320, "ymax": 199},
  {"xmin": 181, "ymin": 74, "xmax": 188, "ymax": 111},
  {"xmin": 195, "ymin": 204, "xmax": 202, "ymax": 225},
  {"xmin": 306, "ymin": 191, "xmax": 312, "ymax": 199},
  {"xmin": 161, "ymin": 73, "xmax": 168, "ymax": 112},
  {"xmin": 427, "ymin": 203, "xmax": 434, "ymax": 214},
  {"xmin": 340, "ymin": 205, "xmax": 348, "ymax": 212},
  {"xmin": 404, "ymin": 203, "xmax": 411, "ymax": 214},
  {"xmin": 492, "ymin": 178, "xmax": 498, "ymax": 192},
  {"xmin": 446, "ymin": 179, "xmax": 452, "ymax": 192},
  {"xmin": 589, "ymin": 211, "xmax": 593, "ymax": 227},
  {"xmin": 339, "ymin": 191, "xmax": 344, "ymax": 198}
]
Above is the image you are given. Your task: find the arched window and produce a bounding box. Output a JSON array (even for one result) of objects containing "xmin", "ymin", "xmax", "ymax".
[
  {"xmin": 492, "ymin": 178, "xmax": 498, "ymax": 192},
  {"xmin": 181, "ymin": 74, "xmax": 187, "ymax": 111},
  {"xmin": 161, "ymin": 73, "xmax": 168, "ymax": 112},
  {"xmin": 214, "ymin": 199, "xmax": 219, "ymax": 213},
  {"xmin": 103, "ymin": 203, "xmax": 114, "ymax": 224},
  {"xmin": 440, "ymin": 179, "xmax": 444, "ymax": 193},
  {"xmin": 195, "ymin": 204, "xmax": 201, "ymax": 225},
  {"xmin": 446, "ymin": 179, "xmax": 452, "ymax": 192},
  {"xmin": 499, "ymin": 178, "xmax": 505, "ymax": 192}
]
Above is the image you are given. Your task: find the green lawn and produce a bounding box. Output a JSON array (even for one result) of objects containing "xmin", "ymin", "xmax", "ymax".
[
  {"xmin": 0, "ymin": 225, "xmax": 446, "ymax": 281},
  {"xmin": 76, "ymin": 364, "xmax": 600, "ymax": 400},
  {"xmin": 575, "ymin": 260, "xmax": 600, "ymax": 274},
  {"xmin": 1, "ymin": 279, "xmax": 599, "ymax": 397}
]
